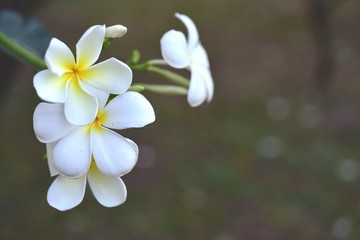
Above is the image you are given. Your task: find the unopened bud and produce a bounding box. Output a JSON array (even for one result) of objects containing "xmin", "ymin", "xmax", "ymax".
[{"xmin": 105, "ymin": 25, "xmax": 127, "ymax": 38}]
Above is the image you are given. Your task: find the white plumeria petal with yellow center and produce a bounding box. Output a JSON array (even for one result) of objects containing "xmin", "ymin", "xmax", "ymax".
[
  {"xmin": 33, "ymin": 89, "xmax": 155, "ymax": 178},
  {"xmin": 34, "ymin": 25, "xmax": 132, "ymax": 125},
  {"xmin": 47, "ymin": 161, "xmax": 127, "ymax": 211},
  {"xmin": 160, "ymin": 13, "xmax": 214, "ymax": 107}
]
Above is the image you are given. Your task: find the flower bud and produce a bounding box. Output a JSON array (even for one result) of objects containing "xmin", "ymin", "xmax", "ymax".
[{"xmin": 105, "ymin": 25, "xmax": 127, "ymax": 38}]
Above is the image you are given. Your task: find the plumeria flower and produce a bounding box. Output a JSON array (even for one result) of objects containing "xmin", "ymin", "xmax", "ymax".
[
  {"xmin": 46, "ymin": 153, "xmax": 127, "ymax": 211},
  {"xmin": 34, "ymin": 25, "xmax": 132, "ymax": 125},
  {"xmin": 160, "ymin": 13, "xmax": 214, "ymax": 107},
  {"xmin": 33, "ymin": 87, "xmax": 155, "ymax": 178}
]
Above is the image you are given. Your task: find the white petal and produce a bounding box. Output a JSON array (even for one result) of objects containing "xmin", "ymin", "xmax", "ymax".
[
  {"xmin": 102, "ymin": 92, "xmax": 155, "ymax": 130},
  {"xmin": 33, "ymin": 102, "xmax": 78, "ymax": 143},
  {"xmin": 53, "ymin": 128, "xmax": 91, "ymax": 178},
  {"xmin": 92, "ymin": 127, "xmax": 138, "ymax": 177},
  {"xmin": 192, "ymin": 44, "xmax": 210, "ymax": 68},
  {"xmin": 160, "ymin": 30, "xmax": 191, "ymax": 68},
  {"xmin": 187, "ymin": 68, "xmax": 207, "ymax": 107},
  {"xmin": 194, "ymin": 65, "xmax": 214, "ymax": 103},
  {"xmin": 175, "ymin": 13, "xmax": 200, "ymax": 51},
  {"xmin": 33, "ymin": 69, "xmax": 68, "ymax": 103},
  {"xmin": 81, "ymin": 58, "xmax": 132, "ymax": 95},
  {"xmin": 46, "ymin": 142, "xmax": 59, "ymax": 177},
  {"xmin": 76, "ymin": 25, "xmax": 105, "ymax": 69},
  {"xmin": 45, "ymin": 38, "xmax": 75, "ymax": 76},
  {"xmin": 65, "ymin": 79, "xmax": 98, "ymax": 125},
  {"xmin": 81, "ymin": 81, "xmax": 110, "ymax": 109},
  {"xmin": 47, "ymin": 175, "xmax": 86, "ymax": 211},
  {"xmin": 88, "ymin": 164, "xmax": 127, "ymax": 207}
]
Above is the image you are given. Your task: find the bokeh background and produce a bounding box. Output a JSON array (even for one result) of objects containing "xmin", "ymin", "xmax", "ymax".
[{"xmin": 1, "ymin": 0, "xmax": 360, "ymax": 239}]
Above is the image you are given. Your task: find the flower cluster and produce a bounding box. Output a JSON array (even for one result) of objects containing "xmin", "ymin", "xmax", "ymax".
[
  {"xmin": 33, "ymin": 25, "xmax": 155, "ymax": 211},
  {"xmin": 31, "ymin": 13, "xmax": 214, "ymax": 211}
]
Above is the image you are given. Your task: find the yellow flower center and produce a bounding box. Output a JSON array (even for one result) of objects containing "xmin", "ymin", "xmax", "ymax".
[
  {"xmin": 60, "ymin": 64, "xmax": 83, "ymax": 86},
  {"xmin": 72, "ymin": 65, "xmax": 81, "ymax": 80},
  {"xmin": 90, "ymin": 110, "xmax": 108, "ymax": 133}
]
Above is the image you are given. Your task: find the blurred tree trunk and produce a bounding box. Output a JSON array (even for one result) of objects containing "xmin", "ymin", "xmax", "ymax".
[{"xmin": 306, "ymin": 0, "xmax": 335, "ymax": 91}]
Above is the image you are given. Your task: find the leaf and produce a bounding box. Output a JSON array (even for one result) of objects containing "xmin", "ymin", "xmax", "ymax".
[{"xmin": 0, "ymin": 9, "xmax": 52, "ymax": 58}]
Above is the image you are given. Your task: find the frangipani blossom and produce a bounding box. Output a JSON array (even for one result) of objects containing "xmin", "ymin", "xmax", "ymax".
[
  {"xmin": 33, "ymin": 89, "xmax": 155, "ymax": 178},
  {"xmin": 34, "ymin": 25, "xmax": 132, "ymax": 125},
  {"xmin": 160, "ymin": 13, "xmax": 214, "ymax": 107},
  {"xmin": 47, "ymin": 156, "xmax": 127, "ymax": 211}
]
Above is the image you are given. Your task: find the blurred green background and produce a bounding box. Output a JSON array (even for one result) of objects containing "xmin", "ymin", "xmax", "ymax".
[{"xmin": 1, "ymin": 0, "xmax": 360, "ymax": 239}]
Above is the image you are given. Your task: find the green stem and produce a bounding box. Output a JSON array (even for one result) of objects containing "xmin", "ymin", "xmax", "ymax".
[
  {"xmin": 135, "ymin": 83, "xmax": 187, "ymax": 95},
  {"xmin": 128, "ymin": 85, "xmax": 145, "ymax": 92},
  {"xmin": 146, "ymin": 59, "xmax": 167, "ymax": 66},
  {"xmin": 146, "ymin": 65, "xmax": 190, "ymax": 88},
  {"xmin": 0, "ymin": 32, "xmax": 47, "ymax": 70}
]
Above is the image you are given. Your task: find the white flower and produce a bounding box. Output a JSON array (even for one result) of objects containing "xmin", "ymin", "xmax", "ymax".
[
  {"xmin": 34, "ymin": 25, "xmax": 132, "ymax": 125},
  {"xmin": 160, "ymin": 13, "xmax": 214, "ymax": 107},
  {"xmin": 33, "ymin": 88, "xmax": 155, "ymax": 178},
  {"xmin": 47, "ymin": 157, "xmax": 127, "ymax": 211},
  {"xmin": 105, "ymin": 25, "xmax": 127, "ymax": 39}
]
